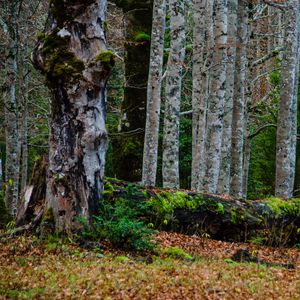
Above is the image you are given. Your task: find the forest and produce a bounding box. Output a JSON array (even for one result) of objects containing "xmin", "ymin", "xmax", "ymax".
[{"xmin": 0, "ymin": 0, "xmax": 300, "ymax": 299}]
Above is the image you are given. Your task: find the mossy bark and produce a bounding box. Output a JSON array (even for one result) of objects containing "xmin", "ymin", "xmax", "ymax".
[
  {"xmin": 105, "ymin": 179, "xmax": 300, "ymax": 246},
  {"xmin": 111, "ymin": 0, "xmax": 153, "ymax": 182},
  {"xmin": 32, "ymin": 0, "xmax": 112, "ymax": 234}
]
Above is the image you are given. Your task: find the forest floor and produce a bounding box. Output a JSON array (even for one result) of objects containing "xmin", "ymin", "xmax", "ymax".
[{"xmin": 0, "ymin": 231, "xmax": 299, "ymax": 299}]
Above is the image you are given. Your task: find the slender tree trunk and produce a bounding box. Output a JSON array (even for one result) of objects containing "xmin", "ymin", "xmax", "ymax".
[
  {"xmin": 32, "ymin": 0, "xmax": 112, "ymax": 233},
  {"xmin": 275, "ymin": 0, "xmax": 299, "ymax": 198},
  {"xmin": 230, "ymin": 0, "xmax": 248, "ymax": 198},
  {"xmin": 142, "ymin": 0, "xmax": 166, "ymax": 187},
  {"xmin": 202, "ymin": 0, "xmax": 228, "ymax": 193},
  {"xmin": 112, "ymin": 1, "xmax": 153, "ymax": 182},
  {"xmin": 162, "ymin": 0, "xmax": 186, "ymax": 189},
  {"xmin": 242, "ymin": 20, "xmax": 255, "ymax": 198},
  {"xmin": 4, "ymin": 0, "xmax": 20, "ymax": 218},
  {"xmin": 19, "ymin": 21, "xmax": 29, "ymax": 193},
  {"xmin": 217, "ymin": 0, "xmax": 238, "ymax": 194},
  {"xmin": 191, "ymin": 0, "xmax": 213, "ymax": 191}
]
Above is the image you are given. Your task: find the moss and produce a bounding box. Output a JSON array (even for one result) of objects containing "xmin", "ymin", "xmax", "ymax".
[
  {"xmin": 265, "ymin": 197, "xmax": 300, "ymax": 218},
  {"xmin": 95, "ymin": 51, "xmax": 116, "ymax": 71},
  {"xmin": 0, "ymin": 191, "xmax": 10, "ymax": 227},
  {"xmin": 230, "ymin": 207, "xmax": 246, "ymax": 224},
  {"xmin": 36, "ymin": 32, "xmax": 46, "ymax": 41},
  {"xmin": 162, "ymin": 247, "xmax": 193, "ymax": 260},
  {"xmin": 134, "ymin": 32, "xmax": 151, "ymax": 42},
  {"xmin": 42, "ymin": 208, "xmax": 55, "ymax": 224},
  {"xmin": 40, "ymin": 31, "xmax": 85, "ymax": 87},
  {"xmin": 103, "ymin": 179, "xmax": 116, "ymax": 199}
]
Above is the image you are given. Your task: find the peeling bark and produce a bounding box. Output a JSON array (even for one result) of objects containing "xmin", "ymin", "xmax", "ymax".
[{"xmin": 32, "ymin": 0, "xmax": 112, "ymax": 233}]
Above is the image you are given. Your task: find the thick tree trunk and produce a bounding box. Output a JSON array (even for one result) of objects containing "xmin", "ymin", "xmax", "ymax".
[
  {"xmin": 275, "ymin": 1, "xmax": 299, "ymax": 199},
  {"xmin": 4, "ymin": 0, "xmax": 20, "ymax": 218},
  {"xmin": 32, "ymin": 0, "xmax": 112, "ymax": 233},
  {"xmin": 162, "ymin": 0, "xmax": 186, "ymax": 189},
  {"xmin": 230, "ymin": 0, "xmax": 249, "ymax": 198},
  {"xmin": 191, "ymin": 0, "xmax": 213, "ymax": 191},
  {"xmin": 112, "ymin": 0, "xmax": 153, "ymax": 182},
  {"xmin": 202, "ymin": 0, "xmax": 228, "ymax": 193},
  {"xmin": 142, "ymin": 0, "xmax": 166, "ymax": 187},
  {"xmin": 217, "ymin": 0, "xmax": 238, "ymax": 194}
]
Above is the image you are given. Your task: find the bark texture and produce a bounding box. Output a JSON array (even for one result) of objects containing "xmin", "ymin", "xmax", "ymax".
[
  {"xmin": 191, "ymin": 0, "xmax": 213, "ymax": 191},
  {"xmin": 112, "ymin": 0, "xmax": 153, "ymax": 182},
  {"xmin": 142, "ymin": 0, "xmax": 166, "ymax": 187},
  {"xmin": 230, "ymin": 0, "xmax": 249, "ymax": 198},
  {"xmin": 32, "ymin": 0, "xmax": 112, "ymax": 233},
  {"xmin": 162, "ymin": 0, "xmax": 186, "ymax": 188},
  {"xmin": 275, "ymin": 0, "xmax": 299, "ymax": 198},
  {"xmin": 3, "ymin": 0, "xmax": 20, "ymax": 218},
  {"xmin": 202, "ymin": 0, "xmax": 228, "ymax": 193},
  {"xmin": 217, "ymin": 0, "xmax": 238, "ymax": 194}
]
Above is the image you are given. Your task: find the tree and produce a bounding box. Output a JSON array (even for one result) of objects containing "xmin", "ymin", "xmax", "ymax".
[
  {"xmin": 1, "ymin": 0, "xmax": 21, "ymax": 217},
  {"xmin": 32, "ymin": 0, "xmax": 113, "ymax": 233},
  {"xmin": 162, "ymin": 0, "xmax": 186, "ymax": 188},
  {"xmin": 202, "ymin": 0, "xmax": 228, "ymax": 193},
  {"xmin": 142, "ymin": 0, "xmax": 166, "ymax": 187},
  {"xmin": 191, "ymin": 0, "xmax": 214, "ymax": 191},
  {"xmin": 230, "ymin": 0, "xmax": 249, "ymax": 198},
  {"xmin": 217, "ymin": 0, "xmax": 238, "ymax": 194},
  {"xmin": 275, "ymin": 0, "xmax": 299, "ymax": 198}
]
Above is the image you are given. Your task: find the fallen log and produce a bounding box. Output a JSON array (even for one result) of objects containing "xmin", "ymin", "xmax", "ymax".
[
  {"xmin": 12, "ymin": 175, "xmax": 300, "ymax": 246},
  {"xmin": 104, "ymin": 179, "xmax": 300, "ymax": 246}
]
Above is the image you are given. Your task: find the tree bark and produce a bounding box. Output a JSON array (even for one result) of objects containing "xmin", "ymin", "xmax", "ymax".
[
  {"xmin": 202, "ymin": 0, "xmax": 228, "ymax": 193},
  {"xmin": 142, "ymin": 0, "xmax": 166, "ymax": 187},
  {"xmin": 191, "ymin": 0, "xmax": 213, "ymax": 191},
  {"xmin": 162, "ymin": 0, "xmax": 186, "ymax": 189},
  {"xmin": 111, "ymin": 0, "xmax": 153, "ymax": 182},
  {"xmin": 3, "ymin": 0, "xmax": 21, "ymax": 218},
  {"xmin": 32, "ymin": 0, "xmax": 113, "ymax": 233},
  {"xmin": 275, "ymin": 0, "xmax": 299, "ymax": 198},
  {"xmin": 217, "ymin": 0, "xmax": 238, "ymax": 194},
  {"xmin": 230, "ymin": 0, "xmax": 249, "ymax": 198}
]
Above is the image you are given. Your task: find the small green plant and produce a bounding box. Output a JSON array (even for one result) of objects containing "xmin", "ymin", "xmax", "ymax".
[
  {"xmin": 162, "ymin": 246, "xmax": 193, "ymax": 260},
  {"xmin": 89, "ymin": 198, "xmax": 155, "ymax": 252}
]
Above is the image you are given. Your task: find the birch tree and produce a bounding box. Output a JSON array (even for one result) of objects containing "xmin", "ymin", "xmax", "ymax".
[
  {"xmin": 202, "ymin": 0, "xmax": 228, "ymax": 193},
  {"xmin": 32, "ymin": 0, "xmax": 113, "ymax": 232},
  {"xmin": 142, "ymin": 0, "xmax": 166, "ymax": 187},
  {"xmin": 217, "ymin": 0, "xmax": 238, "ymax": 194},
  {"xmin": 191, "ymin": 0, "xmax": 214, "ymax": 191},
  {"xmin": 162, "ymin": 0, "xmax": 186, "ymax": 188},
  {"xmin": 275, "ymin": 0, "xmax": 299, "ymax": 198}
]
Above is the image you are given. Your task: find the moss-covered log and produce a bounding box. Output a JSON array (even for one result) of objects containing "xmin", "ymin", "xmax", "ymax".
[
  {"xmin": 111, "ymin": 0, "xmax": 153, "ymax": 181},
  {"xmin": 104, "ymin": 179, "xmax": 300, "ymax": 246}
]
